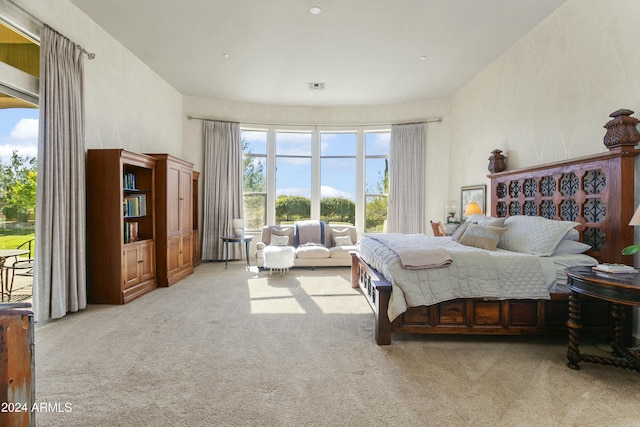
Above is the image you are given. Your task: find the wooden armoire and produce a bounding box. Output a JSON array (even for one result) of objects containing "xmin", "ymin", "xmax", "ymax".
[{"xmin": 147, "ymin": 154, "xmax": 194, "ymax": 286}]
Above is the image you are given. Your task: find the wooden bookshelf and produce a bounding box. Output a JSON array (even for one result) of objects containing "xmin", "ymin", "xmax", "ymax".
[{"xmin": 86, "ymin": 149, "xmax": 158, "ymax": 304}]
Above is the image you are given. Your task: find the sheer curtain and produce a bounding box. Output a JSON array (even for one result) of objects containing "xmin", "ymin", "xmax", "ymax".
[
  {"xmin": 387, "ymin": 123, "xmax": 427, "ymax": 234},
  {"xmin": 34, "ymin": 26, "xmax": 87, "ymax": 321},
  {"xmin": 201, "ymin": 120, "xmax": 244, "ymax": 260}
]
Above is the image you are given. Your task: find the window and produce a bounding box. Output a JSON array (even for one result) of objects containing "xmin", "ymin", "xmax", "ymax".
[
  {"xmin": 365, "ymin": 131, "xmax": 390, "ymax": 232},
  {"xmin": 275, "ymin": 131, "xmax": 312, "ymax": 223},
  {"xmin": 241, "ymin": 126, "xmax": 390, "ymax": 233},
  {"xmin": 0, "ymin": 20, "xmax": 39, "ymax": 248},
  {"xmin": 320, "ymin": 132, "xmax": 356, "ymax": 225},
  {"xmin": 242, "ymin": 130, "xmax": 267, "ymax": 230}
]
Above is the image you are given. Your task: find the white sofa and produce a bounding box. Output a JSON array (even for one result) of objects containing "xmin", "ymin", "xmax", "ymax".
[{"xmin": 255, "ymin": 222, "xmax": 358, "ymax": 268}]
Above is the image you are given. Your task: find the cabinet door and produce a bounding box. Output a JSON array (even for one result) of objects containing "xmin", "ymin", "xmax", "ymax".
[
  {"xmin": 139, "ymin": 241, "xmax": 155, "ymax": 283},
  {"xmin": 123, "ymin": 245, "xmax": 141, "ymax": 289},
  {"xmin": 167, "ymin": 236, "xmax": 181, "ymax": 275},
  {"xmin": 167, "ymin": 163, "xmax": 181, "ymax": 235},
  {"xmin": 179, "ymin": 167, "xmax": 193, "ymax": 233},
  {"xmin": 181, "ymin": 233, "xmax": 192, "ymax": 268}
]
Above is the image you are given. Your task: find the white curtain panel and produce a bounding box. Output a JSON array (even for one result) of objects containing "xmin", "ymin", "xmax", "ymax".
[
  {"xmin": 387, "ymin": 123, "xmax": 427, "ymax": 234},
  {"xmin": 201, "ymin": 121, "xmax": 244, "ymax": 260},
  {"xmin": 34, "ymin": 26, "xmax": 87, "ymax": 321}
]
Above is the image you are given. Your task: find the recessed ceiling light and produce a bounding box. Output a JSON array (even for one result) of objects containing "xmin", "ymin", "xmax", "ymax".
[
  {"xmin": 222, "ymin": 53, "xmax": 230, "ymax": 58},
  {"xmin": 308, "ymin": 82, "xmax": 325, "ymax": 90},
  {"xmin": 419, "ymin": 56, "xmax": 427, "ymax": 61},
  {"xmin": 310, "ymin": 6, "xmax": 322, "ymax": 15}
]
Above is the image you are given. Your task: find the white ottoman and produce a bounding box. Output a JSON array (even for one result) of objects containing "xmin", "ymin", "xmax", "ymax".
[{"xmin": 263, "ymin": 246, "xmax": 296, "ymax": 275}]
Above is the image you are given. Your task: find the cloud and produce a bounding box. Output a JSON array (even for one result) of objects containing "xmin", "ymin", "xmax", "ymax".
[
  {"xmin": 0, "ymin": 118, "xmax": 39, "ymax": 164},
  {"xmin": 321, "ymin": 185, "xmax": 354, "ymax": 201},
  {"xmin": 10, "ymin": 118, "xmax": 38, "ymax": 140}
]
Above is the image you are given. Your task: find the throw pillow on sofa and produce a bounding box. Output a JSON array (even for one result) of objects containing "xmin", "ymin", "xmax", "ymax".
[{"xmin": 270, "ymin": 235, "xmax": 290, "ymax": 246}]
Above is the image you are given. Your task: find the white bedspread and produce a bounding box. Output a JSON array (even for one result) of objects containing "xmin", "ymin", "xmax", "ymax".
[{"xmin": 359, "ymin": 234, "xmax": 551, "ymax": 321}]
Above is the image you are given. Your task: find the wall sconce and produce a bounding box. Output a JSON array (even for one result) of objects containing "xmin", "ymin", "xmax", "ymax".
[
  {"xmin": 464, "ymin": 201, "xmax": 482, "ymax": 217},
  {"xmin": 232, "ymin": 219, "xmax": 245, "ymax": 237}
]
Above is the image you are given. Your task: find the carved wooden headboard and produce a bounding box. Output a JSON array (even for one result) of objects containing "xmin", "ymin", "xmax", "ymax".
[{"xmin": 488, "ymin": 109, "xmax": 640, "ymax": 265}]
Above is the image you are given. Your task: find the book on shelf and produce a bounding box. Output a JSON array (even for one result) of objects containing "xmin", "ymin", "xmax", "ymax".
[
  {"xmin": 123, "ymin": 194, "xmax": 147, "ymax": 217},
  {"xmin": 592, "ymin": 263, "xmax": 639, "ymax": 273},
  {"xmin": 124, "ymin": 221, "xmax": 139, "ymax": 243},
  {"xmin": 123, "ymin": 173, "xmax": 137, "ymax": 190}
]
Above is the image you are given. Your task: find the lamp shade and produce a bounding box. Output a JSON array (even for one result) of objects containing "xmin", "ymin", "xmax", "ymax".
[
  {"xmin": 232, "ymin": 219, "xmax": 245, "ymax": 237},
  {"xmin": 630, "ymin": 205, "xmax": 640, "ymax": 226},
  {"xmin": 464, "ymin": 201, "xmax": 482, "ymax": 216}
]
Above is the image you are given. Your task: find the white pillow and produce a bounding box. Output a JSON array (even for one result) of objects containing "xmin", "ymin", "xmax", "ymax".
[
  {"xmin": 553, "ymin": 240, "xmax": 591, "ymax": 255},
  {"xmin": 563, "ymin": 228, "xmax": 580, "ymax": 241},
  {"xmin": 500, "ymin": 215, "xmax": 580, "ymax": 256},
  {"xmin": 333, "ymin": 235, "xmax": 353, "ymax": 246},
  {"xmin": 466, "ymin": 214, "xmax": 506, "ymax": 228},
  {"xmin": 270, "ymin": 235, "xmax": 290, "ymax": 246}
]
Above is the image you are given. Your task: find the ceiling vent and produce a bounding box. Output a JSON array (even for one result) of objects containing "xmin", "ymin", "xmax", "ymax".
[{"xmin": 308, "ymin": 82, "xmax": 325, "ymax": 90}]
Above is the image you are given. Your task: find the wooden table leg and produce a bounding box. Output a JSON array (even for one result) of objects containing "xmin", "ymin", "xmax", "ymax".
[{"xmin": 566, "ymin": 290, "xmax": 582, "ymax": 370}]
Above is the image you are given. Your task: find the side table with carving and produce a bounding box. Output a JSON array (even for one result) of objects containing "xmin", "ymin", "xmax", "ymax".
[{"xmin": 565, "ymin": 266, "xmax": 640, "ymax": 372}]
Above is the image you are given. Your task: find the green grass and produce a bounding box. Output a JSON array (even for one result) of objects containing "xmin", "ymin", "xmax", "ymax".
[{"xmin": 0, "ymin": 231, "xmax": 35, "ymax": 255}]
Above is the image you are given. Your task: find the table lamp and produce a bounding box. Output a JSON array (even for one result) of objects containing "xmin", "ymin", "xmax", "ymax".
[
  {"xmin": 463, "ymin": 201, "xmax": 482, "ymax": 217},
  {"xmin": 232, "ymin": 219, "xmax": 245, "ymax": 237},
  {"xmin": 622, "ymin": 205, "xmax": 640, "ymax": 255}
]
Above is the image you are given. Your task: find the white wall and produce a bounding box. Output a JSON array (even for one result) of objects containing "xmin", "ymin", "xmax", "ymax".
[
  {"xmin": 183, "ymin": 96, "xmax": 452, "ymax": 226},
  {"xmin": 449, "ymin": 0, "xmax": 640, "ymax": 198},
  {"xmin": 16, "ymin": 0, "xmax": 184, "ymax": 156}
]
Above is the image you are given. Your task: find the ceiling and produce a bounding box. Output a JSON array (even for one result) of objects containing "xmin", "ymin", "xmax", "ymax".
[{"xmin": 68, "ymin": 0, "xmax": 567, "ymax": 107}]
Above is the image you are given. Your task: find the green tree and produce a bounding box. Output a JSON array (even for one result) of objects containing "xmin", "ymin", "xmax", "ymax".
[
  {"xmin": 242, "ymin": 140, "xmax": 266, "ymax": 192},
  {"xmin": 1, "ymin": 150, "xmax": 37, "ymax": 223},
  {"xmin": 275, "ymin": 195, "xmax": 310, "ymax": 222},
  {"xmin": 321, "ymin": 197, "xmax": 355, "ymax": 224},
  {"xmin": 365, "ymin": 158, "xmax": 389, "ymax": 231},
  {"xmin": 242, "ymin": 139, "xmax": 267, "ymax": 229}
]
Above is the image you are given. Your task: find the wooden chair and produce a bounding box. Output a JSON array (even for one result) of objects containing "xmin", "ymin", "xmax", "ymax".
[{"xmin": 430, "ymin": 221, "xmax": 446, "ymax": 237}]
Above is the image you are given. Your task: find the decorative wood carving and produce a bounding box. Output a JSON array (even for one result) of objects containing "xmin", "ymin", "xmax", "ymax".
[
  {"xmin": 488, "ymin": 149, "xmax": 506, "ymax": 173},
  {"xmin": 603, "ymin": 108, "xmax": 640, "ymax": 149}
]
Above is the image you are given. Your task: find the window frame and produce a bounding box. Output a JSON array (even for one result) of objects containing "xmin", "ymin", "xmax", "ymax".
[{"xmin": 241, "ymin": 125, "xmax": 390, "ymax": 235}]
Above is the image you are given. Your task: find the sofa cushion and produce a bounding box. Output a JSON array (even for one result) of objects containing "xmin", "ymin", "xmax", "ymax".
[
  {"xmin": 296, "ymin": 244, "xmax": 330, "ymax": 259},
  {"xmin": 333, "ymin": 235, "xmax": 353, "ymax": 246},
  {"xmin": 329, "ymin": 245, "xmax": 355, "ymax": 259}
]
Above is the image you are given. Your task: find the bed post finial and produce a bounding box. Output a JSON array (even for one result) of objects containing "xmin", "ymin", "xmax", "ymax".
[
  {"xmin": 488, "ymin": 149, "xmax": 506, "ymax": 173},
  {"xmin": 603, "ymin": 109, "xmax": 640, "ymax": 149}
]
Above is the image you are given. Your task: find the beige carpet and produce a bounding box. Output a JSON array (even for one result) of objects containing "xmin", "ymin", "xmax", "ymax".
[{"xmin": 34, "ymin": 261, "xmax": 640, "ymax": 426}]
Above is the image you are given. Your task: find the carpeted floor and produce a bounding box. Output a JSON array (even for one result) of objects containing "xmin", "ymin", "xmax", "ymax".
[{"xmin": 34, "ymin": 261, "xmax": 640, "ymax": 426}]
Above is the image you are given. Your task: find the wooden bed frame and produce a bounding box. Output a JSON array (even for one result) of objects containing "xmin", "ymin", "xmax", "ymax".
[{"xmin": 352, "ymin": 109, "xmax": 640, "ymax": 345}]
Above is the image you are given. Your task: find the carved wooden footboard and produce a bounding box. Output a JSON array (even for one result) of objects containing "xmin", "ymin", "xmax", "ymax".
[
  {"xmin": 351, "ymin": 251, "xmax": 616, "ymax": 345},
  {"xmin": 353, "ymin": 109, "xmax": 640, "ymax": 345}
]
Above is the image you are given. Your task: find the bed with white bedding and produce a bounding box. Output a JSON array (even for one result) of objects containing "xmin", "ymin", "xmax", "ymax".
[
  {"xmin": 358, "ymin": 231, "xmax": 598, "ymax": 323},
  {"xmin": 351, "ymin": 120, "xmax": 639, "ymax": 344}
]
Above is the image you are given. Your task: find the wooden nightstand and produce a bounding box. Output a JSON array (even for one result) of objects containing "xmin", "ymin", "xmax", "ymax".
[{"xmin": 565, "ymin": 266, "xmax": 640, "ymax": 372}]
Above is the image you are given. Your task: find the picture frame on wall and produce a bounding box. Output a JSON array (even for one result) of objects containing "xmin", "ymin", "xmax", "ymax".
[{"xmin": 460, "ymin": 185, "xmax": 486, "ymax": 221}]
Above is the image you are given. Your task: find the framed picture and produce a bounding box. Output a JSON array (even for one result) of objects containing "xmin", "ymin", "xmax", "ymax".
[{"xmin": 460, "ymin": 185, "xmax": 486, "ymax": 220}]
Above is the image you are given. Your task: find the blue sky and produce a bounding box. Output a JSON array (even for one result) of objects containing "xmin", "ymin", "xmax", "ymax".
[
  {"xmin": 242, "ymin": 130, "xmax": 390, "ymax": 201},
  {"xmin": 0, "ymin": 108, "xmax": 39, "ymax": 164}
]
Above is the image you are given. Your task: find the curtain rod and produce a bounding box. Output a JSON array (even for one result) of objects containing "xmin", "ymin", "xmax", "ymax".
[
  {"xmin": 8, "ymin": 1, "xmax": 96, "ymax": 59},
  {"xmin": 187, "ymin": 115, "xmax": 443, "ymax": 127}
]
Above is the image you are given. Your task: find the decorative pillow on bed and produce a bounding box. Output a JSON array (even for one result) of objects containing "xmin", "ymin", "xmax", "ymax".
[
  {"xmin": 451, "ymin": 222, "xmax": 471, "ymax": 241},
  {"xmin": 333, "ymin": 235, "xmax": 353, "ymax": 246},
  {"xmin": 458, "ymin": 224, "xmax": 507, "ymax": 250},
  {"xmin": 553, "ymin": 240, "xmax": 591, "ymax": 255},
  {"xmin": 500, "ymin": 215, "xmax": 580, "ymax": 256},
  {"xmin": 270, "ymin": 235, "xmax": 290, "ymax": 246}
]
